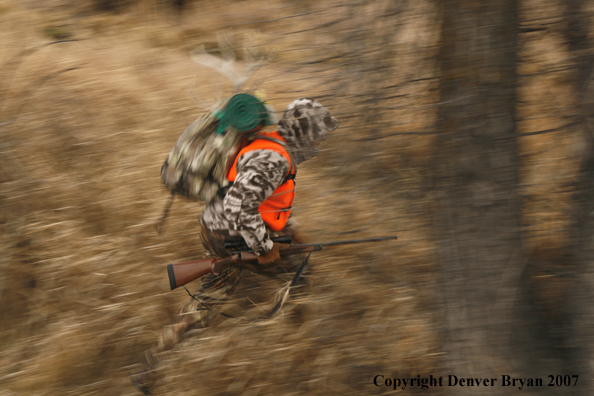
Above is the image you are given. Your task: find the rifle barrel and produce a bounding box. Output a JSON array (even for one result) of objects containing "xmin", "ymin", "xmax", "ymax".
[{"xmin": 290, "ymin": 235, "xmax": 398, "ymax": 249}]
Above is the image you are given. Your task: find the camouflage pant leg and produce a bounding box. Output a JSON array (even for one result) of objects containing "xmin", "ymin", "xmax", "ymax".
[
  {"xmin": 132, "ymin": 227, "xmax": 309, "ymax": 395},
  {"xmin": 146, "ymin": 227, "xmax": 308, "ymax": 364},
  {"xmin": 151, "ymin": 229, "xmax": 243, "ymax": 358},
  {"xmin": 153, "ymin": 263, "xmax": 243, "ymax": 357}
]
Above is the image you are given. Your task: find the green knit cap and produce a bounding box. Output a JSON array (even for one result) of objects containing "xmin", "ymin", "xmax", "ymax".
[{"xmin": 215, "ymin": 93, "xmax": 271, "ymax": 135}]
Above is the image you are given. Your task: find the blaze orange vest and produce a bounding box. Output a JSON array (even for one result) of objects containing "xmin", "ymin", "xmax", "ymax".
[{"xmin": 226, "ymin": 131, "xmax": 296, "ymax": 232}]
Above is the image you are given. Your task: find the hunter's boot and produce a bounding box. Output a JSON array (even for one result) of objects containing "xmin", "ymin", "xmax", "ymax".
[{"xmin": 129, "ymin": 351, "xmax": 158, "ymax": 395}]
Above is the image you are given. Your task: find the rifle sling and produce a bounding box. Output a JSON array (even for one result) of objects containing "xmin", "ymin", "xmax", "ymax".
[
  {"xmin": 154, "ymin": 192, "xmax": 175, "ymax": 234},
  {"xmin": 266, "ymin": 252, "xmax": 310, "ymax": 319}
]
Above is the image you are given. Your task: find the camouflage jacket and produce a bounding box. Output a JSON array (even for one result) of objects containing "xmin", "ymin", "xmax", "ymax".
[{"xmin": 200, "ymin": 98, "xmax": 339, "ymax": 255}]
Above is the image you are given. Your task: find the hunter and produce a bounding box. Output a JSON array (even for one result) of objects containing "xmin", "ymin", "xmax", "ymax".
[{"xmin": 131, "ymin": 97, "xmax": 339, "ymax": 394}]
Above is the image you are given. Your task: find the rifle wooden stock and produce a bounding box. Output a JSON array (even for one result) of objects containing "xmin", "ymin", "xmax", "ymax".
[
  {"xmin": 167, "ymin": 235, "xmax": 397, "ymax": 290},
  {"xmin": 167, "ymin": 258, "xmax": 216, "ymax": 290}
]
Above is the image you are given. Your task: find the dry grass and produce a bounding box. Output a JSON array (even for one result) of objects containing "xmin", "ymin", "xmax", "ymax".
[{"xmin": 0, "ymin": 0, "xmax": 581, "ymax": 395}]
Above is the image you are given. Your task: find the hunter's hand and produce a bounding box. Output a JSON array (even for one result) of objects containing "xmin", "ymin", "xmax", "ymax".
[{"xmin": 257, "ymin": 242, "xmax": 290, "ymax": 265}]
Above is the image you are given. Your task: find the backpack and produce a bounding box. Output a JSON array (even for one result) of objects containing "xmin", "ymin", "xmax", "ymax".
[{"xmin": 157, "ymin": 93, "xmax": 276, "ymax": 232}]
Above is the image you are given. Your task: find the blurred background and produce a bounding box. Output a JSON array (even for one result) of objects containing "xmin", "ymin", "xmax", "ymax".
[{"xmin": 0, "ymin": 0, "xmax": 592, "ymax": 395}]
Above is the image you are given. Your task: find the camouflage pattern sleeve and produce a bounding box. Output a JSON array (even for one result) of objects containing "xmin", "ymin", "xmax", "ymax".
[{"xmin": 200, "ymin": 149, "xmax": 290, "ymax": 255}]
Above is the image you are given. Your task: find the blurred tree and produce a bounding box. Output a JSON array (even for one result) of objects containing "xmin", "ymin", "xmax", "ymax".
[
  {"xmin": 433, "ymin": 0, "xmax": 594, "ymax": 390},
  {"xmin": 431, "ymin": 0, "xmax": 528, "ymax": 390},
  {"xmin": 565, "ymin": 0, "xmax": 594, "ymax": 393}
]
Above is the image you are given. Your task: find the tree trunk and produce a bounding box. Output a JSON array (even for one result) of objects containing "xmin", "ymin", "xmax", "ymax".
[
  {"xmin": 565, "ymin": 0, "xmax": 594, "ymax": 393},
  {"xmin": 433, "ymin": 0, "xmax": 529, "ymax": 392}
]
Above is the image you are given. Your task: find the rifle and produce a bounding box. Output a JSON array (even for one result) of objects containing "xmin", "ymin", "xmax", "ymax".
[
  {"xmin": 223, "ymin": 235, "xmax": 292, "ymax": 251},
  {"xmin": 167, "ymin": 235, "xmax": 398, "ymax": 290}
]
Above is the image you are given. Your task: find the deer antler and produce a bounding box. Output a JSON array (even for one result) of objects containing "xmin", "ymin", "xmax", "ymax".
[{"xmin": 190, "ymin": 30, "xmax": 274, "ymax": 92}]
